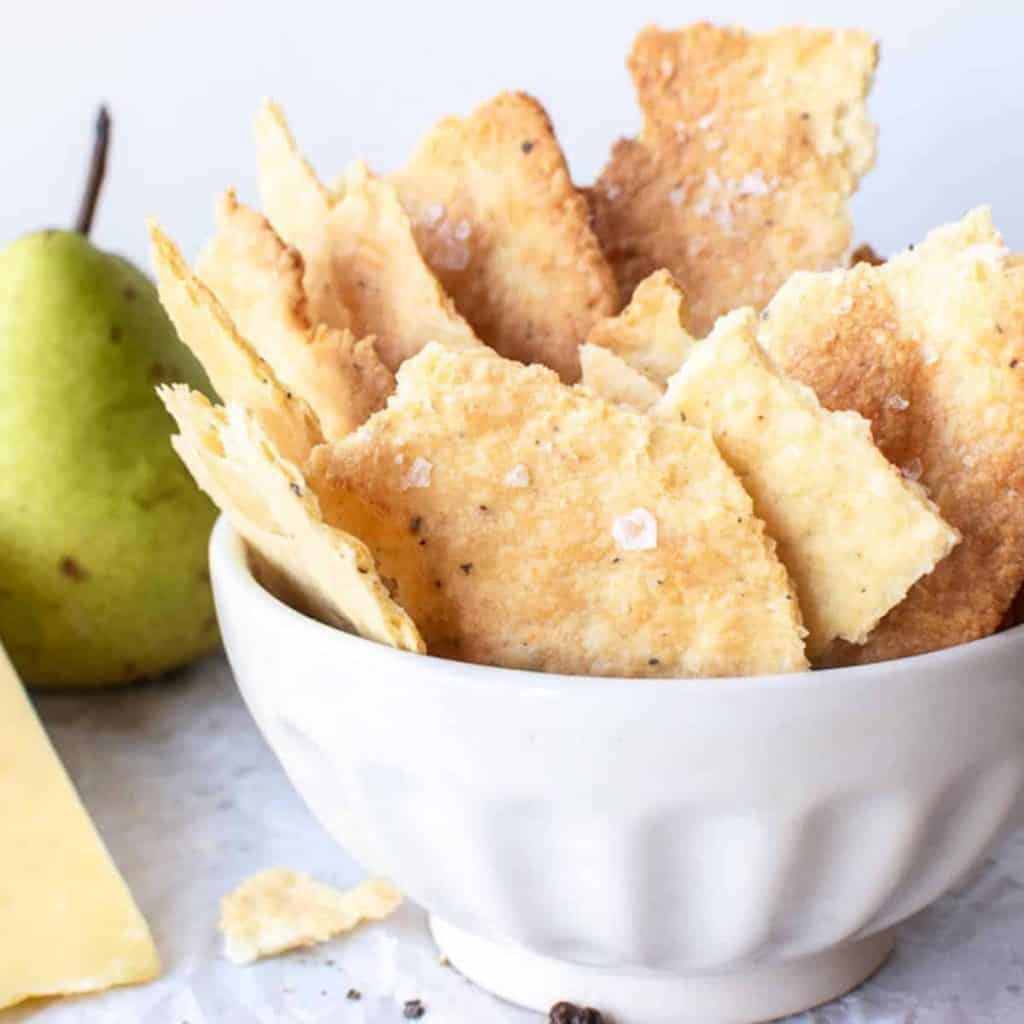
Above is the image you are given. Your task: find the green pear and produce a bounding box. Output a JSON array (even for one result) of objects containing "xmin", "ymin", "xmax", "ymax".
[{"xmin": 0, "ymin": 109, "xmax": 219, "ymax": 686}]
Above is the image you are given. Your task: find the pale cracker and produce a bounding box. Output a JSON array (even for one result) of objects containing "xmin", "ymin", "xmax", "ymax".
[
  {"xmin": 253, "ymin": 100, "xmax": 353, "ymax": 331},
  {"xmin": 254, "ymin": 101, "xmax": 480, "ymax": 370},
  {"xmin": 592, "ymin": 23, "xmax": 878, "ymax": 335},
  {"xmin": 159, "ymin": 386, "xmax": 423, "ymax": 652},
  {"xmin": 196, "ymin": 190, "xmax": 393, "ymax": 437},
  {"xmin": 578, "ymin": 343, "xmax": 661, "ymax": 412},
  {"xmin": 654, "ymin": 308, "xmax": 959, "ymax": 657},
  {"xmin": 310, "ymin": 344, "xmax": 807, "ymax": 677},
  {"xmin": 586, "ymin": 269, "xmax": 694, "ymax": 385},
  {"xmin": 149, "ymin": 222, "xmax": 321, "ymax": 468},
  {"xmin": 762, "ymin": 207, "xmax": 1024, "ymax": 663},
  {"xmin": 393, "ymin": 91, "xmax": 618, "ymax": 382},
  {"xmin": 220, "ymin": 870, "xmax": 401, "ymax": 965}
]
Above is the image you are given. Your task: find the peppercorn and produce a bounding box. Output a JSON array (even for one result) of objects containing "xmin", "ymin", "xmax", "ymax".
[{"xmin": 548, "ymin": 1001, "xmax": 605, "ymax": 1023}]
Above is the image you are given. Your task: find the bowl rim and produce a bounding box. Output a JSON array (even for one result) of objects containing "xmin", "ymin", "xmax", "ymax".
[{"xmin": 210, "ymin": 515, "xmax": 1024, "ymax": 697}]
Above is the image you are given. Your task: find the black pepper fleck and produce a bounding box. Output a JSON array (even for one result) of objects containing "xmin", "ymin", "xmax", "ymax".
[
  {"xmin": 410, "ymin": 516, "xmax": 423, "ymax": 533},
  {"xmin": 521, "ymin": 140, "xmax": 534, "ymax": 154},
  {"xmin": 403, "ymin": 998, "xmax": 426, "ymax": 1019},
  {"xmin": 648, "ymin": 657, "xmax": 660, "ymax": 666},
  {"xmin": 549, "ymin": 1002, "xmax": 605, "ymax": 1024},
  {"xmin": 418, "ymin": 538, "xmax": 428, "ymax": 546},
  {"xmin": 346, "ymin": 988, "xmax": 362, "ymax": 1001},
  {"xmin": 289, "ymin": 482, "xmax": 303, "ymax": 497},
  {"xmin": 611, "ymin": 557, "xmax": 621, "ymax": 564},
  {"xmin": 459, "ymin": 562, "xmax": 473, "ymax": 575},
  {"xmin": 479, "ymin": 504, "xmax": 489, "ymax": 512},
  {"xmin": 123, "ymin": 285, "xmax": 138, "ymax": 300},
  {"xmin": 358, "ymin": 568, "xmax": 368, "ymax": 574},
  {"xmin": 1011, "ymin": 359, "xmax": 1019, "ymax": 369}
]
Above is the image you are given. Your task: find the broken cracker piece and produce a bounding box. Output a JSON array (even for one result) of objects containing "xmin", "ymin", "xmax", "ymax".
[
  {"xmin": 578, "ymin": 343, "xmax": 661, "ymax": 412},
  {"xmin": 311, "ymin": 344, "xmax": 807, "ymax": 677},
  {"xmin": 149, "ymin": 222, "xmax": 321, "ymax": 467},
  {"xmin": 586, "ymin": 269, "xmax": 694, "ymax": 385},
  {"xmin": 196, "ymin": 190, "xmax": 393, "ymax": 437},
  {"xmin": 254, "ymin": 100, "xmax": 353, "ymax": 331},
  {"xmin": 393, "ymin": 91, "xmax": 618, "ymax": 382},
  {"xmin": 255, "ymin": 101, "xmax": 480, "ymax": 371},
  {"xmin": 762, "ymin": 207, "xmax": 1024, "ymax": 663},
  {"xmin": 159, "ymin": 385, "xmax": 423, "ymax": 652},
  {"xmin": 655, "ymin": 308, "xmax": 959, "ymax": 657},
  {"xmin": 592, "ymin": 23, "xmax": 878, "ymax": 334},
  {"xmin": 220, "ymin": 870, "xmax": 401, "ymax": 965}
]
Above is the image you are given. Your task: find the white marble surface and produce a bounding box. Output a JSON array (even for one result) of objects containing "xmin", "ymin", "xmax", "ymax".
[{"xmin": 4, "ymin": 656, "xmax": 1024, "ymax": 1024}]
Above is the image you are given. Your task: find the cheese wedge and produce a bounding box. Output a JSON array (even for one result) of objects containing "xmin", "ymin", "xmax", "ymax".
[{"xmin": 0, "ymin": 640, "xmax": 159, "ymax": 1008}]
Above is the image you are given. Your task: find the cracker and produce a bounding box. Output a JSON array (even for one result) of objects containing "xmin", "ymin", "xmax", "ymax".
[
  {"xmin": 578, "ymin": 343, "xmax": 661, "ymax": 412},
  {"xmin": 158, "ymin": 386, "xmax": 423, "ymax": 652},
  {"xmin": 591, "ymin": 24, "xmax": 878, "ymax": 335},
  {"xmin": 220, "ymin": 870, "xmax": 401, "ymax": 965},
  {"xmin": 254, "ymin": 101, "xmax": 480, "ymax": 370},
  {"xmin": 310, "ymin": 344, "xmax": 807, "ymax": 677},
  {"xmin": 586, "ymin": 269, "xmax": 694, "ymax": 385},
  {"xmin": 655, "ymin": 308, "xmax": 959, "ymax": 657},
  {"xmin": 761, "ymin": 207, "xmax": 1024, "ymax": 663},
  {"xmin": 393, "ymin": 91, "xmax": 618, "ymax": 381},
  {"xmin": 253, "ymin": 100, "xmax": 352, "ymax": 331},
  {"xmin": 196, "ymin": 190, "xmax": 393, "ymax": 437}
]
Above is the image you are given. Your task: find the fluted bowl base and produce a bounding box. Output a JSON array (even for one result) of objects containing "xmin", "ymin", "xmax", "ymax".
[{"xmin": 430, "ymin": 917, "xmax": 896, "ymax": 1024}]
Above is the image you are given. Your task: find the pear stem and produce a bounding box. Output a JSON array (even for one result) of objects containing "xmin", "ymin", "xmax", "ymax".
[{"xmin": 74, "ymin": 106, "xmax": 111, "ymax": 237}]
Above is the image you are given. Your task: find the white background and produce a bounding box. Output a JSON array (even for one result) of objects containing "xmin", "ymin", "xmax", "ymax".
[{"xmin": 1, "ymin": 0, "xmax": 1022, "ymax": 269}]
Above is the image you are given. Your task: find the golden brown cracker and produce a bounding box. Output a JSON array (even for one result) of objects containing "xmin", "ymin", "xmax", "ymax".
[
  {"xmin": 159, "ymin": 386, "xmax": 423, "ymax": 652},
  {"xmin": 586, "ymin": 269, "xmax": 694, "ymax": 385},
  {"xmin": 393, "ymin": 92, "xmax": 618, "ymax": 381},
  {"xmin": 220, "ymin": 870, "xmax": 401, "ymax": 965},
  {"xmin": 196, "ymin": 190, "xmax": 393, "ymax": 438},
  {"xmin": 578, "ymin": 343, "xmax": 662, "ymax": 412},
  {"xmin": 310, "ymin": 344, "xmax": 808, "ymax": 677},
  {"xmin": 253, "ymin": 100, "xmax": 352, "ymax": 331},
  {"xmin": 149, "ymin": 222, "xmax": 322, "ymax": 467},
  {"xmin": 762, "ymin": 207, "xmax": 1024, "ymax": 663},
  {"xmin": 254, "ymin": 101, "xmax": 479, "ymax": 371},
  {"xmin": 655, "ymin": 308, "xmax": 958, "ymax": 657},
  {"xmin": 592, "ymin": 23, "xmax": 878, "ymax": 335}
]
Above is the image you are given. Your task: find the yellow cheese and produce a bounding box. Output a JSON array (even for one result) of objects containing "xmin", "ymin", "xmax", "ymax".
[{"xmin": 0, "ymin": 640, "xmax": 159, "ymax": 1008}]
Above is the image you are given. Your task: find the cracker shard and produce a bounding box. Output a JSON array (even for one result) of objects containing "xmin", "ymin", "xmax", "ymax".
[
  {"xmin": 586, "ymin": 269, "xmax": 694, "ymax": 385},
  {"xmin": 654, "ymin": 308, "xmax": 959, "ymax": 658},
  {"xmin": 254, "ymin": 100, "xmax": 480, "ymax": 371},
  {"xmin": 158, "ymin": 385, "xmax": 423, "ymax": 653},
  {"xmin": 393, "ymin": 91, "xmax": 619, "ymax": 382},
  {"xmin": 592, "ymin": 23, "xmax": 878, "ymax": 335},
  {"xmin": 149, "ymin": 221, "xmax": 321, "ymax": 468},
  {"xmin": 196, "ymin": 190, "xmax": 394, "ymax": 438},
  {"xmin": 220, "ymin": 870, "xmax": 401, "ymax": 965},
  {"xmin": 762, "ymin": 207, "xmax": 1024, "ymax": 663},
  {"xmin": 312, "ymin": 344, "xmax": 808, "ymax": 678},
  {"xmin": 578, "ymin": 344, "xmax": 662, "ymax": 412}
]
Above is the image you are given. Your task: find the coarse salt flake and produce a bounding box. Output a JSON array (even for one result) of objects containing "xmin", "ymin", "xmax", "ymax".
[
  {"xmin": 612, "ymin": 508, "xmax": 658, "ymax": 552},
  {"xmin": 453, "ymin": 219, "xmax": 472, "ymax": 241},
  {"xmin": 668, "ymin": 185, "xmax": 686, "ymax": 207},
  {"xmin": 401, "ymin": 457, "xmax": 432, "ymax": 490},
  {"xmin": 922, "ymin": 346, "xmax": 939, "ymax": 366},
  {"xmin": 604, "ymin": 183, "xmax": 622, "ymax": 201},
  {"xmin": 735, "ymin": 170, "xmax": 770, "ymax": 196},
  {"xmin": 698, "ymin": 113, "xmax": 716, "ymax": 131},
  {"xmin": 504, "ymin": 464, "xmax": 530, "ymax": 488},
  {"xmin": 901, "ymin": 458, "xmax": 923, "ymax": 482},
  {"xmin": 887, "ymin": 395, "xmax": 910, "ymax": 412},
  {"xmin": 422, "ymin": 203, "xmax": 445, "ymax": 227}
]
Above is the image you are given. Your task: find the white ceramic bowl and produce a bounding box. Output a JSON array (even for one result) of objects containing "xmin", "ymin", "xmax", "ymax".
[{"xmin": 210, "ymin": 517, "xmax": 1024, "ymax": 1024}]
